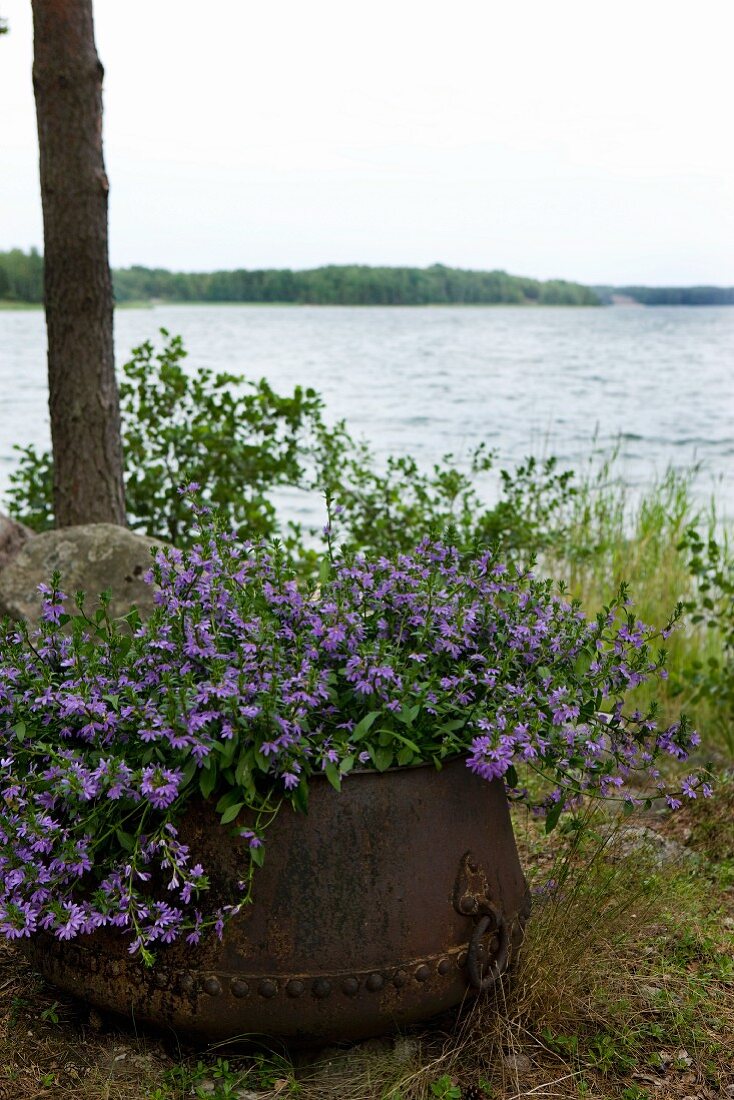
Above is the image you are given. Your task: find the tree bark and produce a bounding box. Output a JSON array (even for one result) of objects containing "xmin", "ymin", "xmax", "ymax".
[{"xmin": 31, "ymin": 0, "xmax": 126, "ymax": 527}]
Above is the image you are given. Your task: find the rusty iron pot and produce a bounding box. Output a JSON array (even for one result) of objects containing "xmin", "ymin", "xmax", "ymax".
[{"xmin": 29, "ymin": 757, "xmax": 530, "ymax": 1043}]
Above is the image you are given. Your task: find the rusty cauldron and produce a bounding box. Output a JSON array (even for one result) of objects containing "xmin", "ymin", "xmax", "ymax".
[{"xmin": 29, "ymin": 758, "xmax": 530, "ymax": 1043}]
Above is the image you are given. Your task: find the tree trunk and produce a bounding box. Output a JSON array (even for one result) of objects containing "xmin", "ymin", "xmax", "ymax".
[{"xmin": 31, "ymin": 0, "xmax": 126, "ymax": 527}]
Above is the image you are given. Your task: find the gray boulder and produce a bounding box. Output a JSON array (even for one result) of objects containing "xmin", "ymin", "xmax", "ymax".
[
  {"xmin": 0, "ymin": 523, "xmax": 164, "ymax": 625},
  {"xmin": 598, "ymin": 823, "xmax": 698, "ymax": 868},
  {"xmin": 0, "ymin": 512, "xmax": 32, "ymax": 573}
]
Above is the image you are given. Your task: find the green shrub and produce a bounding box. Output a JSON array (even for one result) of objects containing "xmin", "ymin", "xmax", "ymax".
[
  {"xmin": 7, "ymin": 330, "xmax": 332, "ymax": 546},
  {"xmin": 7, "ymin": 332, "xmax": 577, "ymax": 570}
]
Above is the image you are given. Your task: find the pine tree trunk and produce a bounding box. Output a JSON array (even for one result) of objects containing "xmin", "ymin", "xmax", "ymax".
[{"xmin": 31, "ymin": 0, "xmax": 126, "ymax": 527}]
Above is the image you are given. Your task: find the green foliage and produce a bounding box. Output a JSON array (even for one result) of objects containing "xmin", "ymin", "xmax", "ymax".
[
  {"xmin": 318, "ymin": 437, "xmax": 576, "ymax": 562},
  {"xmin": 675, "ymin": 524, "xmax": 734, "ymax": 750},
  {"xmin": 0, "ymin": 247, "xmax": 43, "ymax": 301},
  {"xmin": 6, "ymin": 443, "xmax": 54, "ymax": 531},
  {"xmin": 8, "ymin": 331, "xmax": 333, "ymax": 546},
  {"xmin": 429, "ymin": 1076, "xmax": 462, "ymax": 1099},
  {"xmin": 119, "ymin": 332, "xmax": 328, "ymax": 544},
  {"xmin": 155, "ymin": 1052, "xmax": 302, "ymax": 1098}
]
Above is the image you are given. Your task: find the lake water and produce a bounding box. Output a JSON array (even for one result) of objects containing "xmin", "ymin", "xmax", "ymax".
[{"xmin": 1, "ymin": 305, "xmax": 732, "ymax": 525}]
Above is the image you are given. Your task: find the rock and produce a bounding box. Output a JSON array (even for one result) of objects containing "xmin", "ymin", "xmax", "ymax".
[
  {"xmin": 393, "ymin": 1036, "xmax": 421, "ymax": 1065},
  {"xmin": 502, "ymin": 1051, "xmax": 532, "ymax": 1077},
  {"xmin": 0, "ymin": 512, "xmax": 32, "ymax": 573},
  {"xmin": 0, "ymin": 524, "xmax": 163, "ymax": 625},
  {"xmin": 598, "ymin": 824, "xmax": 698, "ymax": 868}
]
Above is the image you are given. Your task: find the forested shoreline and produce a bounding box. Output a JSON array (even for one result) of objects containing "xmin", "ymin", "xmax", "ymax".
[{"xmin": 2, "ymin": 247, "xmax": 734, "ymax": 306}]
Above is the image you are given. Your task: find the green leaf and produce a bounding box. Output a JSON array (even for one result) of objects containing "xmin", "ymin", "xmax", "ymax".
[
  {"xmin": 215, "ymin": 788, "xmax": 244, "ymax": 814},
  {"xmin": 369, "ymin": 745, "xmax": 393, "ymax": 772},
  {"xmin": 573, "ymin": 648, "xmax": 593, "ymax": 677},
  {"xmin": 388, "ymin": 729, "xmax": 421, "ymax": 753},
  {"xmin": 235, "ymin": 754, "xmax": 252, "ymax": 787},
  {"xmin": 220, "ymin": 802, "xmax": 244, "ymax": 825},
  {"xmin": 318, "ymin": 556, "xmax": 332, "ymax": 584},
  {"xmin": 352, "ymin": 711, "xmax": 380, "ymax": 742},
  {"xmin": 115, "ymin": 829, "xmax": 135, "ymax": 852},
  {"xmin": 505, "ymin": 764, "xmax": 518, "ymax": 789},
  {"xmin": 180, "ymin": 758, "xmax": 197, "ymax": 789},
  {"xmin": 199, "ymin": 767, "xmax": 217, "ymax": 800},
  {"xmin": 250, "ymin": 845, "xmax": 265, "ymax": 868},
  {"xmin": 12, "ymin": 721, "xmax": 26, "ymax": 741},
  {"xmin": 324, "ymin": 762, "xmax": 342, "ymax": 792},
  {"xmin": 396, "ymin": 704, "xmax": 420, "ymax": 727},
  {"xmin": 545, "ymin": 801, "xmax": 564, "ymax": 834},
  {"xmin": 291, "ymin": 778, "xmax": 310, "ymax": 814}
]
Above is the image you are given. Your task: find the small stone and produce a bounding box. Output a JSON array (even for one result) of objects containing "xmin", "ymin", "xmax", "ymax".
[
  {"xmin": 598, "ymin": 824, "xmax": 698, "ymax": 868},
  {"xmin": 0, "ymin": 512, "xmax": 31, "ymax": 573},
  {"xmin": 87, "ymin": 1009, "xmax": 104, "ymax": 1031},
  {"xmin": 639, "ymin": 983, "xmax": 662, "ymax": 1002},
  {"xmin": 503, "ymin": 1052, "xmax": 532, "ymax": 1077},
  {"xmin": 393, "ymin": 1037, "xmax": 420, "ymax": 1065}
]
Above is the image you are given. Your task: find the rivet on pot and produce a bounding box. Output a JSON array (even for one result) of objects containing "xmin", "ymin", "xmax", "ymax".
[
  {"xmin": 392, "ymin": 969, "xmax": 408, "ymax": 988},
  {"xmin": 458, "ymin": 895, "xmax": 476, "ymax": 915},
  {"xmin": 179, "ymin": 973, "xmax": 195, "ymax": 994},
  {"xmin": 230, "ymin": 979, "xmax": 249, "ymax": 998},
  {"xmin": 203, "ymin": 977, "xmax": 222, "ymax": 997},
  {"xmin": 286, "ymin": 980, "xmax": 304, "ymax": 998},
  {"xmin": 365, "ymin": 972, "xmax": 384, "ymax": 992},
  {"xmin": 259, "ymin": 979, "xmax": 277, "ymax": 999},
  {"xmin": 414, "ymin": 964, "xmax": 431, "ymax": 983},
  {"xmin": 312, "ymin": 979, "xmax": 331, "ymax": 1000},
  {"xmin": 342, "ymin": 977, "xmax": 359, "ymax": 996},
  {"xmin": 437, "ymin": 958, "xmax": 451, "ymax": 975}
]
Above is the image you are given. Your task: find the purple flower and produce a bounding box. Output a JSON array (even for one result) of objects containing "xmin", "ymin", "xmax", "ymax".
[{"xmin": 140, "ymin": 766, "xmax": 182, "ymax": 809}]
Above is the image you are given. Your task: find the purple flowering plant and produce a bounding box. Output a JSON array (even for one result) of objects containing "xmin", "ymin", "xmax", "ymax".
[{"xmin": 0, "ymin": 500, "xmax": 708, "ymax": 961}]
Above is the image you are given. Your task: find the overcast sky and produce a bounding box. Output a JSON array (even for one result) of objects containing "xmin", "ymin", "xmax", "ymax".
[{"xmin": 2, "ymin": 0, "xmax": 733, "ymax": 284}]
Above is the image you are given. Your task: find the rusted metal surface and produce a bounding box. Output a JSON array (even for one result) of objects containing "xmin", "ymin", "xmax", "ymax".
[{"xmin": 28, "ymin": 758, "xmax": 531, "ymax": 1043}]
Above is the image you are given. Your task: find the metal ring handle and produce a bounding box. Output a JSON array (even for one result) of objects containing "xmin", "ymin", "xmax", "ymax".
[{"xmin": 467, "ymin": 908, "xmax": 509, "ymax": 992}]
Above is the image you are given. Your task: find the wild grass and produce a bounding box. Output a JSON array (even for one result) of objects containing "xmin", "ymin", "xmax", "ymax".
[{"xmin": 547, "ymin": 457, "xmax": 730, "ymax": 753}]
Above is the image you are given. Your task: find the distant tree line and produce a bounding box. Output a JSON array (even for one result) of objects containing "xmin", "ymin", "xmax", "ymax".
[
  {"xmin": 0, "ymin": 247, "xmax": 44, "ymax": 301},
  {"xmin": 4, "ymin": 249, "xmax": 734, "ymax": 307},
  {"xmin": 111, "ymin": 263, "xmax": 600, "ymax": 306},
  {"xmin": 593, "ymin": 285, "xmax": 734, "ymax": 306},
  {"xmin": 0, "ymin": 250, "xmax": 598, "ymax": 306}
]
